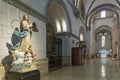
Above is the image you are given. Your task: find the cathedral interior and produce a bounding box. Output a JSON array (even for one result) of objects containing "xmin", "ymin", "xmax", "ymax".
[{"xmin": 0, "ymin": 0, "xmax": 120, "ymax": 80}]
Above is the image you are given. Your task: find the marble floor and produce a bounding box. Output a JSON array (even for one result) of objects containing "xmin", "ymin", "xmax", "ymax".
[{"xmin": 42, "ymin": 58, "xmax": 120, "ymax": 80}]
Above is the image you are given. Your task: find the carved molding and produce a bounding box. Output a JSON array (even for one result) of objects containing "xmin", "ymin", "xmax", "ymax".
[
  {"xmin": 2, "ymin": 0, "xmax": 48, "ymax": 22},
  {"xmin": 56, "ymin": 32, "xmax": 80, "ymax": 40}
]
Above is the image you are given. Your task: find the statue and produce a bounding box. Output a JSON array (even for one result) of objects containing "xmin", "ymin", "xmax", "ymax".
[{"xmin": 8, "ymin": 15, "xmax": 38, "ymax": 72}]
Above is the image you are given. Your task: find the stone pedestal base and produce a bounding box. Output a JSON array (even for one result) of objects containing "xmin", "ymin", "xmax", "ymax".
[{"xmin": 6, "ymin": 70, "xmax": 40, "ymax": 80}]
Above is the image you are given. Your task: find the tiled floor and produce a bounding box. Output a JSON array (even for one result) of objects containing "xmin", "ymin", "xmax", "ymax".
[{"xmin": 42, "ymin": 58, "xmax": 120, "ymax": 80}]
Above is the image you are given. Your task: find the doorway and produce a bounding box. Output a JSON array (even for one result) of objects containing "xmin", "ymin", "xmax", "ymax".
[{"xmin": 46, "ymin": 23, "xmax": 62, "ymax": 71}]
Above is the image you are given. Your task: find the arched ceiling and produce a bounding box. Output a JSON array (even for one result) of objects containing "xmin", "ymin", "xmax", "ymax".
[
  {"xmin": 84, "ymin": 0, "xmax": 120, "ymax": 15},
  {"xmin": 47, "ymin": 2, "xmax": 70, "ymax": 33},
  {"xmin": 80, "ymin": 0, "xmax": 120, "ymax": 34}
]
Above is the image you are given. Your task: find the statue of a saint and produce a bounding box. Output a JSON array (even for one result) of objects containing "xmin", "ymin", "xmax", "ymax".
[{"xmin": 9, "ymin": 15, "xmax": 38, "ymax": 72}]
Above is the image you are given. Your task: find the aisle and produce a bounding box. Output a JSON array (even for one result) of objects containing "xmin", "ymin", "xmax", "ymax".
[{"xmin": 42, "ymin": 58, "xmax": 120, "ymax": 80}]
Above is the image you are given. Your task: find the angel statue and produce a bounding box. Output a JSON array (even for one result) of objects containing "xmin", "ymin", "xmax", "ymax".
[{"xmin": 8, "ymin": 15, "xmax": 38, "ymax": 72}]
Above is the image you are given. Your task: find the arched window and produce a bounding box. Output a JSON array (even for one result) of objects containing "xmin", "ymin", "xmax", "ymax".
[
  {"xmin": 80, "ymin": 33, "xmax": 83, "ymax": 41},
  {"xmin": 101, "ymin": 35, "xmax": 106, "ymax": 47},
  {"xmin": 56, "ymin": 20, "xmax": 61, "ymax": 32},
  {"xmin": 62, "ymin": 19, "xmax": 67, "ymax": 32},
  {"xmin": 56, "ymin": 19, "xmax": 68, "ymax": 33}
]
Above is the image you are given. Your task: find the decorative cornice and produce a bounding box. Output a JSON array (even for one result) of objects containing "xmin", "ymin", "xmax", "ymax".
[
  {"xmin": 71, "ymin": 33, "xmax": 79, "ymax": 40},
  {"xmin": 94, "ymin": 15, "xmax": 114, "ymax": 21},
  {"xmin": 56, "ymin": 32, "xmax": 79, "ymax": 40},
  {"xmin": 2, "ymin": 0, "xmax": 48, "ymax": 22}
]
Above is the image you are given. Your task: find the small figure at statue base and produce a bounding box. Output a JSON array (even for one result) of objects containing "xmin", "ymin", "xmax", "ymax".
[{"xmin": 9, "ymin": 50, "xmax": 38, "ymax": 73}]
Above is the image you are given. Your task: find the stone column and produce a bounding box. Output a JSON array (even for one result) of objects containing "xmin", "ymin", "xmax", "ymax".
[
  {"xmin": 117, "ymin": 25, "xmax": 120, "ymax": 60},
  {"xmin": 93, "ymin": 25, "xmax": 96, "ymax": 55},
  {"xmin": 86, "ymin": 27, "xmax": 90, "ymax": 59},
  {"xmin": 112, "ymin": 26, "xmax": 117, "ymax": 58},
  {"xmin": 90, "ymin": 23, "xmax": 95, "ymax": 57},
  {"xmin": 62, "ymin": 36, "xmax": 72, "ymax": 65}
]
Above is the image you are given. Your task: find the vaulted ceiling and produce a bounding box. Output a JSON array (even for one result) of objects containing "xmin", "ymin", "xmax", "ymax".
[
  {"xmin": 84, "ymin": 0, "xmax": 120, "ymax": 15},
  {"xmin": 82, "ymin": 0, "xmax": 120, "ymax": 34}
]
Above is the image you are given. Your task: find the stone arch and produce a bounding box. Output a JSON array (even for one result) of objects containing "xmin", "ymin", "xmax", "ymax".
[
  {"xmin": 95, "ymin": 25, "xmax": 112, "ymax": 38},
  {"xmin": 46, "ymin": 0, "xmax": 72, "ymax": 33},
  {"xmin": 87, "ymin": 4, "xmax": 120, "ymax": 29},
  {"xmin": 46, "ymin": 0, "xmax": 73, "ymax": 66},
  {"xmin": 95, "ymin": 25, "xmax": 113, "ymax": 55}
]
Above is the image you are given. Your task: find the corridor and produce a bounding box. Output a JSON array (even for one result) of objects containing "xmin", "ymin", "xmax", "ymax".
[{"xmin": 42, "ymin": 59, "xmax": 120, "ymax": 80}]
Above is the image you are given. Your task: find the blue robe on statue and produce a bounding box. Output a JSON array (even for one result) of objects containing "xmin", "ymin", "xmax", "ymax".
[{"xmin": 9, "ymin": 29, "xmax": 32, "ymax": 51}]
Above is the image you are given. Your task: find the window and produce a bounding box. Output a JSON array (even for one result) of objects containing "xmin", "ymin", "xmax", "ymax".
[
  {"xmin": 101, "ymin": 11, "xmax": 106, "ymax": 18},
  {"xmin": 56, "ymin": 19, "xmax": 68, "ymax": 32},
  {"xmin": 56, "ymin": 20, "xmax": 61, "ymax": 32},
  {"xmin": 62, "ymin": 19, "xmax": 67, "ymax": 32},
  {"xmin": 80, "ymin": 34, "xmax": 83, "ymax": 41},
  {"xmin": 101, "ymin": 36, "xmax": 106, "ymax": 47}
]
